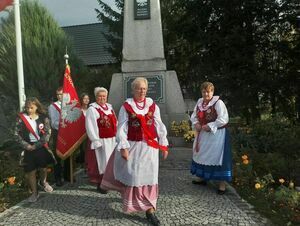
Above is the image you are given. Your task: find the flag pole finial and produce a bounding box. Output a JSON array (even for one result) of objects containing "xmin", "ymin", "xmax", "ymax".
[{"xmin": 64, "ymin": 46, "xmax": 69, "ymax": 65}]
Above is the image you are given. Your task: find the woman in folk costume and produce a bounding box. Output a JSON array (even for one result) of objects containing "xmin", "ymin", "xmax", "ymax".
[
  {"xmin": 85, "ymin": 87, "xmax": 117, "ymax": 193},
  {"xmin": 101, "ymin": 77, "xmax": 168, "ymax": 226},
  {"xmin": 76, "ymin": 93, "xmax": 90, "ymax": 166},
  {"xmin": 190, "ymin": 81, "xmax": 232, "ymax": 195},
  {"xmin": 15, "ymin": 97, "xmax": 55, "ymax": 202}
]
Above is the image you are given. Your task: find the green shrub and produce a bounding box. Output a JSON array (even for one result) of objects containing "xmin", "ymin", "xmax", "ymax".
[
  {"xmin": 0, "ymin": 144, "xmax": 27, "ymax": 212},
  {"xmin": 231, "ymin": 115, "xmax": 300, "ymax": 181},
  {"xmin": 231, "ymin": 116, "xmax": 300, "ymax": 225},
  {"xmin": 273, "ymin": 185, "xmax": 300, "ymax": 209}
]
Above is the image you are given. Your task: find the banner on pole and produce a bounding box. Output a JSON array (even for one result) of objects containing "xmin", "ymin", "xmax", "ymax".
[
  {"xmin": 56, "ymin": 64, "xmax": 86, "ymax": 159},
  {"xmin": 0, "ymin": 0, "xmax": 13, "ymax": 12}
]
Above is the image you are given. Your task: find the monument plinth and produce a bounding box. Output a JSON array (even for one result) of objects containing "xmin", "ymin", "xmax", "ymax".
[{"xmin": 109, "ymin": 0, "xmax": 188, "ymax": 127}]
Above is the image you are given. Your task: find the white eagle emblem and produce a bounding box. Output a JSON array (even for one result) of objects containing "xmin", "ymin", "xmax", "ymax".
[
  {"xmin": 60, "ymin": 93, "xmax": 82, "ymax": 128},
  {"xmin": 137, "ymin": 0, "xmax": 147, "ymax": 6}
]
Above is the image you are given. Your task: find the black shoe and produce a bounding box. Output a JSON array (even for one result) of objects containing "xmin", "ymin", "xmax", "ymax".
[
  {"xmin": 55, "ymin": 179, "xmax": 63, "ymax": 187},
  {"xmin": 146, "ymin": 212, "xmax": 161, "ymax": 226},
  {"xmin": 217, "ymin": 189, "xmax": 226, "ymax": 195},
  {"xmin": 97, "ymin": 184, "xmax": 108, "ymax": 194},
  {"xmin": 192, "ymin": 180, "xmax": 207, "ymax": 185}
]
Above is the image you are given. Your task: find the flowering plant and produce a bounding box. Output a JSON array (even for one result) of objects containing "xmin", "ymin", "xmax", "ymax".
[
  {"xmin": 254, "ymin": 173, "xmax": 275, "ymax": 191},
  {"xmin": 241, "ymin": 154, "xmax": 249, "ymax": 165},
  {"xmin": 0, "ymin": 176, "xmax": 19, "ymax": 192},
  {"xmin": 273, "ymin": 182, "xmax": 300, "ymax": 208},
  {"xmin": 183, "ymin": 130, "xmax": 195, "ymax": 142},
  {"xmin": 170, "ymin": 120, "xmax": 191, "ymax": 137}
]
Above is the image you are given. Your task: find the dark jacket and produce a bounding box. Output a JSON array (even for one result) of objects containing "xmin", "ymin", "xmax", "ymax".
[{"xmin": 14, "ymin": 113, "xmax": 51, "ymax": 150}]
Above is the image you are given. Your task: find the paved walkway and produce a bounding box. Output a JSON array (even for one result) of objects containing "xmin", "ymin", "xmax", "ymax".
[{"xmin": 0, "ymin": 148, "xmax": 271, "ymax": 225}]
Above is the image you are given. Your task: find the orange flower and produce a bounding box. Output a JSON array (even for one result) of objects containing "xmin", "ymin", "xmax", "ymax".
[
  {"xmin": 7, "ymin": 177, "xmax": 16, "ymax": 185},
  {"xmin": 279, "ymin": 178, "xmax": 285, "ymax": 184},
  {"xmin": 242, "ymin": 159, "xmax": 249, "ymax": 165},
  {"xmin": 255, "ymin": 183, "xmax": 261, "ymax": 189},
  {"xmin": 241, "ymin": 155, "xmax": 248, "ymax": 160}
]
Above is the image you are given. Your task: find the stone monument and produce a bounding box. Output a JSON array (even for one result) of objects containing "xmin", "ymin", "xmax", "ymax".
[{"xmin": 108, "ymin": 0, "xmax": 187, "ymax": 127}]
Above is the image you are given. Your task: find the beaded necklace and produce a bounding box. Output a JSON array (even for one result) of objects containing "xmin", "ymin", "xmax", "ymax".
[
  {"xmin": 134, "ymin": 98, "xmax": 146, "ymax": 110},
  {"xmin": 99, "ymin": 103, "xmax": 108, "ymax": 111}
]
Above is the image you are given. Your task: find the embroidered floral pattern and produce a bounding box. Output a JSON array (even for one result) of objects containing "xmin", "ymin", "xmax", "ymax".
[
  {"xmin": 100, "ymin": 114, "xmax": 112, "ymax": 128},
  {"xmin": 197, "ymin": 106, "xmax": 217, "ymax": 125},
  {"xmin": 132, "ymin": 120, "xmax": 141, "ymax": 127}
]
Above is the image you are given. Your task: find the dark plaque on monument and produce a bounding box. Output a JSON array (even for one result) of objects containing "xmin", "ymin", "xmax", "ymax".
[
  {"xmin": 134, "ymin": 0, "xmax": 150, "ymax": 20},
  {"xmin": 124, "ymin": 75, "xmax": 164, "ymax": 103}
]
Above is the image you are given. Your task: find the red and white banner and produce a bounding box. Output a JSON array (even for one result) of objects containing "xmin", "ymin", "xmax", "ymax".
[
  {"xmin": 56, "ymin": 64, "xmax": 86, "ymax": 159},
  {"xmin": 0, "ymin": 0, "xmax": 13, "ymax": 12}
]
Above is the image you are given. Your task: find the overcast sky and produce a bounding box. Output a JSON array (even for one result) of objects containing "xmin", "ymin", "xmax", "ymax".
[{"xmin": 0, "ymin": 0, "xmax": 116, "ymax": 26}]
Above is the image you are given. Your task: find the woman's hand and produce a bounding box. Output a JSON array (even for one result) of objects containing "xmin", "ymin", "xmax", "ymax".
[
  {"xmin": 162, "ymin": 150, "xmax": 168, "ymax": 160},
  {"xmin": 120, "ymin": 148, "xmax": 129, "ymax": 160},
  {"xmin": 202, "ymin": 125, "xmax": 211, "ymax": 132},
  {"xmin": 195, "ymin": 123, "xmax": 202, "ymax": 132}
]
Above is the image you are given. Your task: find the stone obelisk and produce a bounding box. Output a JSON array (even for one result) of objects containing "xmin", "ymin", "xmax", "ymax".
[{"xmin": 109, "ymin": 0, "xmax": 187, "ymax": 128}]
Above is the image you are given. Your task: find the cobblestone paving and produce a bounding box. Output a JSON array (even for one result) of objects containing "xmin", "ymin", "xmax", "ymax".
[{"xmin": 0, "ymin": 147, "xmax": 271, "ymax": 225}]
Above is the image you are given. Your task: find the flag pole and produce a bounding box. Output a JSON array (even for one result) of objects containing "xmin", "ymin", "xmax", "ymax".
[
  {"xmin": 14, "ymin": 0, "xmax": 26, "ymax": 111},
  {"xmin": 64, "ymin": 51, "xmax": 73, "ymax": 184},
  {"xmin": 64, "ymin": 47, "xmax": 69, "ymax": 65}
]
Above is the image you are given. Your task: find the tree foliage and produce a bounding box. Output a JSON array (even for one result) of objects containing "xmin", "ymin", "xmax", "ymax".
[
  {"xmin": 162, "ymin": 0, "xmax": 300, "ymax": 122},
  {"xmin": 96, "ymin": 0, "xmax": 300, "ymax": 122},
  {"xmin": 0, "ymin": 0, "xmax": 86, "ymax": 106},
  {"xmin": 95, "ymin": 0, "xmax": 123, "ymax": 65}
]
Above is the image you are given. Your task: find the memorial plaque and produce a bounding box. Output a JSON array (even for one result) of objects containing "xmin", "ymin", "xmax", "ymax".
[
  {"xmin": 124, "ymin": 75, "xmax": 164, "ymax": 103},
  {"xmin": 134, "ymin": 0, "xmax": 150, "ymax": 20}
]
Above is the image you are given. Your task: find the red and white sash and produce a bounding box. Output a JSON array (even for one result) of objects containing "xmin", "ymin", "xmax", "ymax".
[
  {"xmin": 123, "ymin": 103, "xmax": 168, "ymax": 152},
  {"xmin": 18, "ymin": 113, "xmax": 49, "ymax": 149},
  {"xmin": 52, "ymin": 102, "xmax": 61, "ymax": 113}
]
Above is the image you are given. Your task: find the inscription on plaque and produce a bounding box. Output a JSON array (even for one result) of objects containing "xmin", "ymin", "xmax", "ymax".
[
  {"xmin": 124, "ymin": 75, "xmax": 164, "ymax": 103},
  {"xmin": 134, "ymin": 0, "xmax": 150, "ymax": 20}
]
